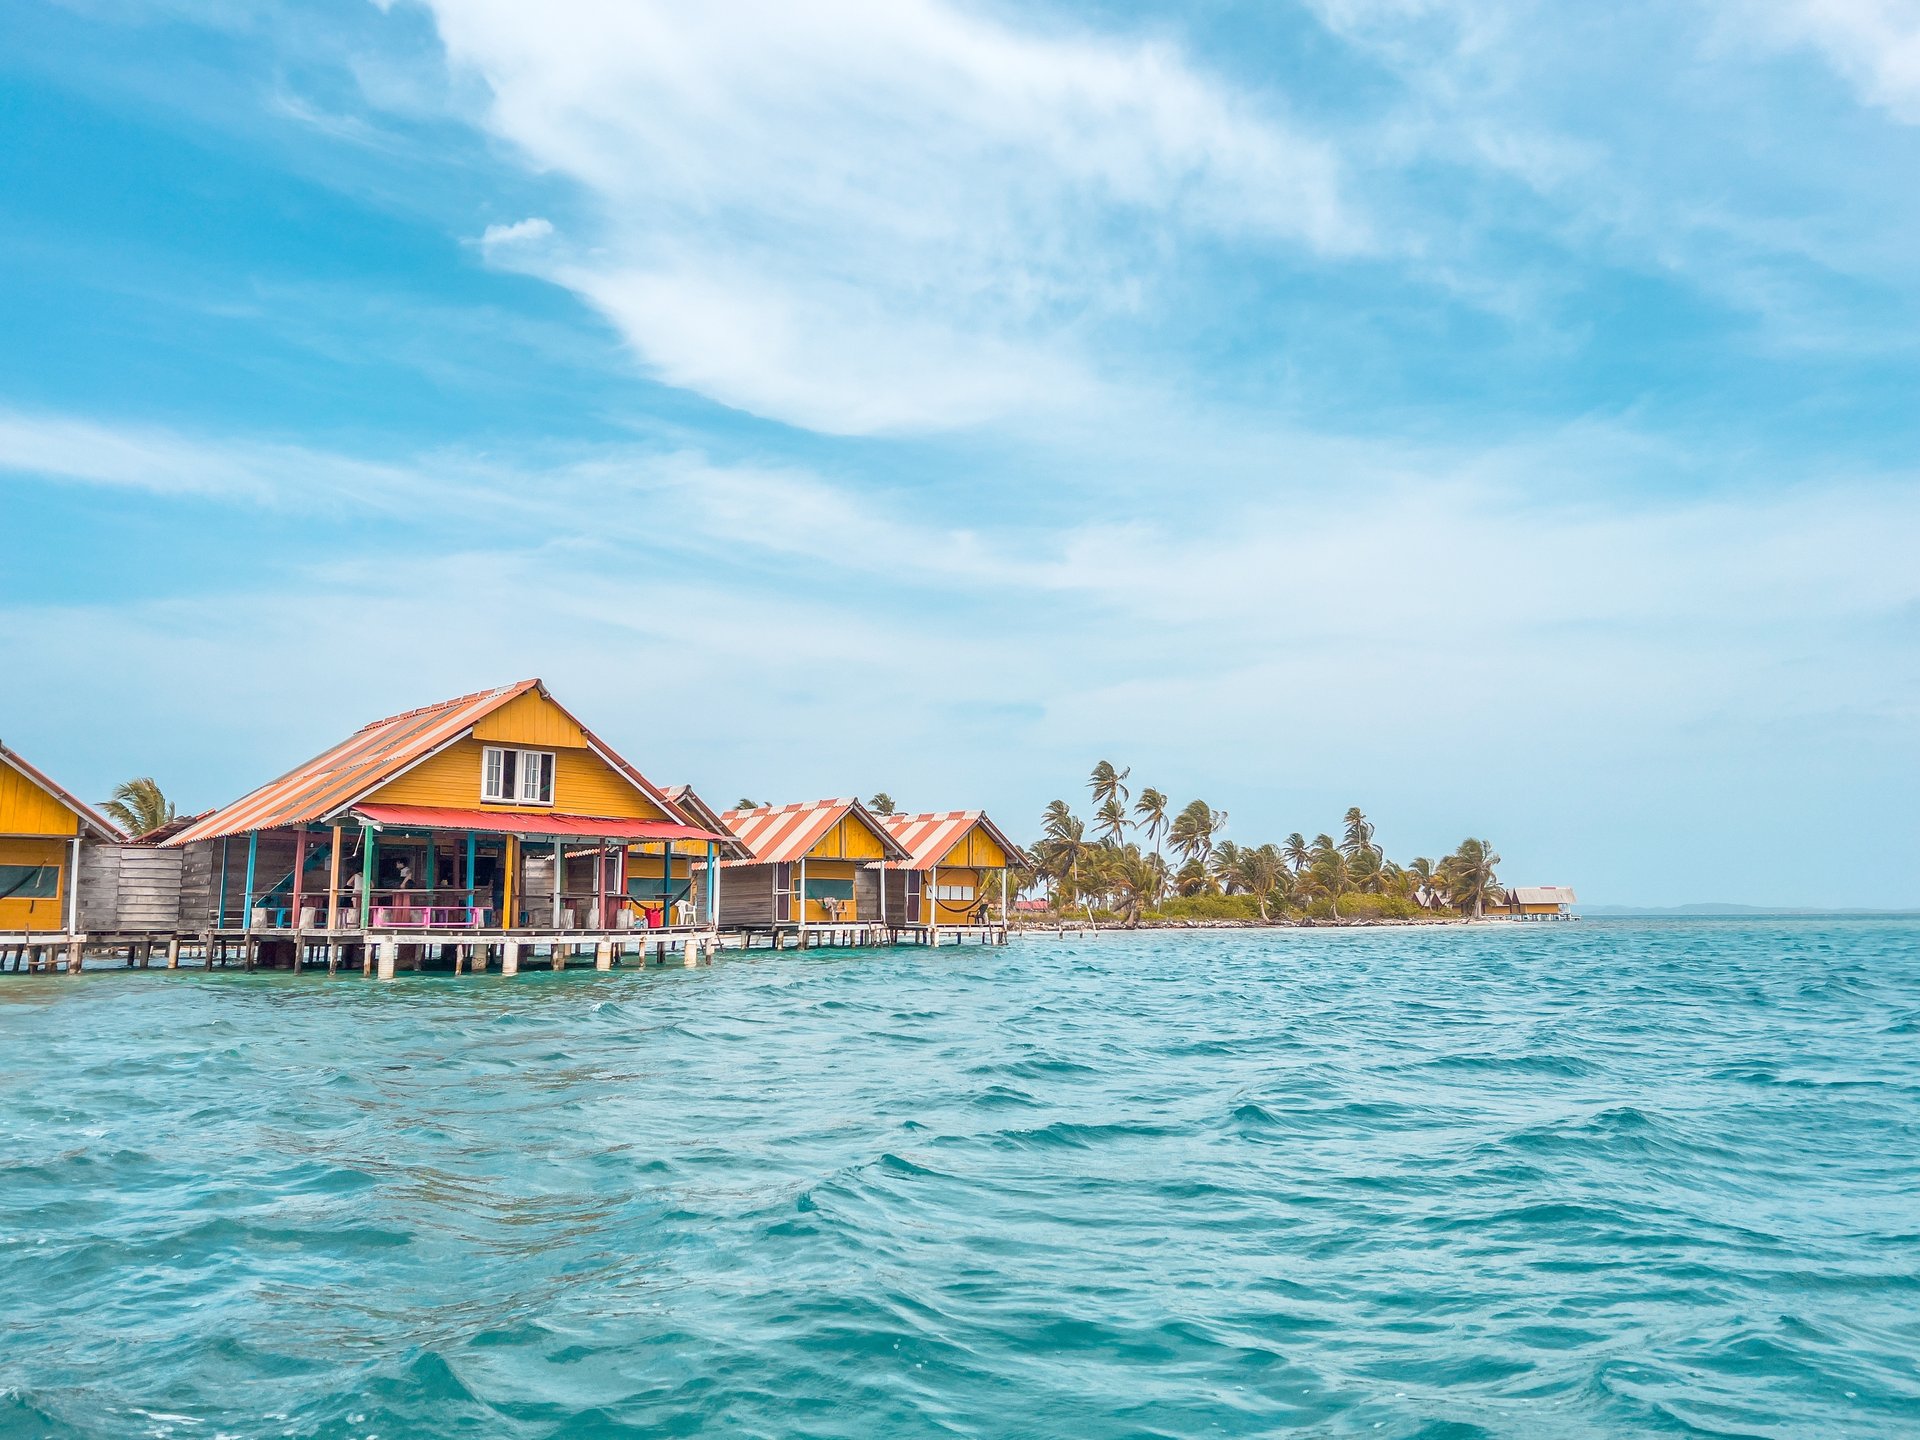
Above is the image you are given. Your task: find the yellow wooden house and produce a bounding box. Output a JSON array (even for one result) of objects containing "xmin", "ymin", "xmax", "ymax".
[
  {"xmin": 164, "ymin": 679, "xmax": 726, "ymax": 943},
  {"xmin": 878, "ymin": 811, "xmax": 1021, "ymax": 929},
  {"xmin": 717, "ymin": 799, "xmax": 910, "ymax": 929},
  {"xmin": 1, "ymin": 743, "xmax": 124, "ymax": 938}
]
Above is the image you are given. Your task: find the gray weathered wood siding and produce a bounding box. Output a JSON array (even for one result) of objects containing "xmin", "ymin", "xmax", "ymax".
[
  {"xmin": 76, "ymin": 844, "xmax": 185, "ymax": 932},
  {"xmin": 719, "ymin": 863, "xmax": 777, "ymax": 925}
]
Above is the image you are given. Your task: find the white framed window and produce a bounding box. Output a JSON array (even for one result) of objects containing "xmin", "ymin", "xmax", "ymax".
[
  {"xmin": 482, "ymin": 746, "xmax": 555, "ymax": 805},
  {"xmin": 935, "ymin": 883, "xmax": 975, "ymax": 901}
]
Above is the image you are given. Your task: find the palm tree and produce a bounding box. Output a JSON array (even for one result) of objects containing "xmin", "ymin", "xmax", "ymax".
[
  {"xmin": 1340, "ymin": 806, "xmax": 1378, "ymax": 859},
  {"xmin": 1132, "ymin": 788, "xmax": 1169, "ymax": 854},
  {"xmin": 1168, "ymin": 799, "xmax": 1224, "ymax": 865},
  {"xmin": 868, "ymin": 792, "xmax": 898, "ymax": 816},
  {"xmin": 1108, "ymin": 844, "xmax": 1164, "ymax": 926},
  {"xmin": 1299, "ymin": 841, "xmax": 1354, "ymax": 919},
  {"xmin": 1237, "ymin": 844, "xmax": 1291, "ymax": 922},
  {"xmin": 1440, "ymin": 838, "xmax": 1503, "ymax": 918},
  {"xmin": 1042, "ymin": 799, "xmax": 1075, "ymax": 836},
  {"xmin": 1348, "ymin": 844, "xmax": 1385, "ymax": 894},
  {"xmin": 1283, "ymin": 832, "xmax": 1312, "ymax": 875},
  {"xmin": 1173, "ymin": 855, "xmax": 1216, "ymax": 897},
  {"xmin": 1089, "ymin": 761, "xmax": 1131, "ymax": 814},
  {"xmin": 1094, "ymin": 796, "xmax": 1131, "ymax": 845},
  {"xmin": 1210, "ymin": 840, "xmax": 1244, "ymax": 893},
  {"xmin": 1404, "ymin": 857, "xmax": 1440, "ymax": 908},
  {"xmin": 734, "ymin": 798, "xmax": 771, "ymax": 811},
  {"xmin": 101, "ymin": 777, "xmax": 175, "ymax": 838},
  {"xmin": 1033, "ymin": 813, "xmax": 1091, "ymax": 906}
]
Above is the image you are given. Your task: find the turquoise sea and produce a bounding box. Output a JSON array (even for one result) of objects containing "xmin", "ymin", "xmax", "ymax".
[{"xmin": 3, "ymin": 919, "xmax": 1917, "ymax": 1438}]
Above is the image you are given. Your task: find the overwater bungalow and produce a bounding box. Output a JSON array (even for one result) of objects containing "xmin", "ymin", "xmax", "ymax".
[
  {"xmin": 1, "ymin": 744, "xmax": 123, "ymax": 968},
  {"xmin": 717, "ymin": 798, "xmax": 910, "ymax": 942},
  {"xmin": 161, "ymin": 679, "xmax": 730, "ymax": 975},
  {"xmin": 1486, "ymin": 885, "xmax": 1578, "ymax": 920},
  {"xmin": 878, "ymin": 811, "xmax": 1020, "ymax": 938}
]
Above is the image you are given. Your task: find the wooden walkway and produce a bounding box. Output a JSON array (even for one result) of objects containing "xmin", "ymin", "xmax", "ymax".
[{"xmin": 5, "ymin": 920, "xmax": 1012, "ymax": 976}]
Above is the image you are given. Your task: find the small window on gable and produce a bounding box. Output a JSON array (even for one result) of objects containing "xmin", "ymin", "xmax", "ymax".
[{"xmin": 482, "ymin": 746, "xmax": 555, "ymax": 805}]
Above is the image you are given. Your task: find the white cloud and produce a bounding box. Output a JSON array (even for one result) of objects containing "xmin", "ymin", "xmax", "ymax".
[
  {"xmin": 1757, "ymin": 0, "xmax": 1920, "ymax": 121},
  {"xmin": 408, "ymin": 0, "xmax": 1362, "ymax": 434},
  {"xmin": 479, "ymin": 215, "xmax": 553, "ymax": 246}
]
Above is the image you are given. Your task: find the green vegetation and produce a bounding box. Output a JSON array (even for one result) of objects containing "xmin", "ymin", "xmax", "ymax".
[
  {"xmin": 1024, "ymin": 763, "xmax": 1504, "ymax": 926},
  {"xmin": 100, "ymin": 777, "xmax": 176, "ymax": 839}
]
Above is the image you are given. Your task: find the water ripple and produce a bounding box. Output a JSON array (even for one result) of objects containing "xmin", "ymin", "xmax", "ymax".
[{"xmin": 2, "ymin": 918, "xmax": 1917, "ymax": 1436}]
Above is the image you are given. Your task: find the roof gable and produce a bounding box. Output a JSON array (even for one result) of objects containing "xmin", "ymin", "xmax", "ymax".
[
  {"xmin": 879, "ymin": 811, "xmax": 1020, "ymax": 871},
  {"xmin": 165, "ymin": 680, "xmax": 693, "ymax": 845},
  {"xmin": 720, "ymin": 798, "xmax": 910, "ymax": 865},
  {"xmin": 0, "ymin": 745, "xmax": 123, "ymax": 840}
]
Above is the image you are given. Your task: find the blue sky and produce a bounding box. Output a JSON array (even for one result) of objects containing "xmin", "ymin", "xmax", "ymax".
[{"xmin": 3, "ymin": 0, "xmax": 1918, "ymax": 906}]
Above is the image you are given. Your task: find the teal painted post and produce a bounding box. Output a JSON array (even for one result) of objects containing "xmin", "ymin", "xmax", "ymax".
[
  {"xmin": 243, "ymin": 831, "xmax": 259, "ymax": 931},
  {"xmin": 466, "ymin": 832, "xmax": 476, "ymax": 909},
  {"xmin": 424, "ymin": 840, "xmax": 436, "ymax": 898},
  {"xmin": 705, "ymin": 842, "xmax": 716, "ymax": 924},
  {"xmin": 361, "ymin": 828, "xmax": 377, "ymax": 929}
]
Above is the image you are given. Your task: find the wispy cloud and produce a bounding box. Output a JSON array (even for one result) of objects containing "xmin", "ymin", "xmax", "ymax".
[
  {"xmin": 479, "ymin": 215, "xmax": 553, "ymax": 246},
  {"xmin": 1754, "ymin": 0, "xmax": 1920, "ymax": 122},
  {"xmin": 409, "ymin": 0, "xmax": 1364, "ymax": 434}
]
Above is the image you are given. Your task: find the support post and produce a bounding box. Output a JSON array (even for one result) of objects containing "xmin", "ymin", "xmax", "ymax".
[
  {"xmin": 705, "ymin": 842, "xmax": 717, "ymax": 925},
  {"xmin": 67, "ymin": 939, "xmax": 83, "ymax": 974},
  {"xmin": 465, "ymin": 832, "xmax": 477, "ymax": 912},
  {"xmin": 360, "ymin": 826, "xmax": 377, "ymax": 930},
  {"xmin": 243, "ymin": 830, "xmax": 259, "ymax": 933},
  {"xmin": 218, "ymin": 834, "xmax": 230, "ymax": 930},
  {"xmin": 595, "ymin": 941, "xmax": 612, "ymax": 972},
  {"xmin": 552, "ymin": 838, "xmax": 563, "ymax": 930},
  {"xmin": 502, "ymin": 941, "xmax": 520, "ymax": 977},
  {"xmin": 503, "ymin": 835, "xmax": 518, "ymax": 926},
  {"xmin": 66, "ymin": 834, "xmax": 82, "ymax": 936},
  {"xmin": 683, "ymin": 935, "xmax": 698, "ymax": 967},
  {"xmin": 328, "ymin": 823, "xmax": 343, "ymax": 932},
  {"xmin": 291, "ymin": 827, "xmax": 309, "ymax": 934},
  {"xmin": 166, "ymin": 937, "xmax": 180, "ymax": 969},
  {"xmin": 377, "ymin": 939, "xmax": 397, "ymax": 981}
]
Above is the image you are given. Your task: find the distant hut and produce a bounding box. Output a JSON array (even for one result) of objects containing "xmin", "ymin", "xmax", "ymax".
[
  {"xmin": 717, "ymin": 799, "xmax": 909, "ymax": 932},
  {"xmin": 1500, "ymin": 885, "xmax": 1577, "ymax": 920},
  {"xmin": 0, "ymin": 744, "xmax": 123, "ymax": 954},
  {"xmin": 162, "ymin": 680, "xmax": 727, "ymax": 951},
  {"xmin": 877, "ymin": 811, "xmax": 1021, "ymax": 933}
]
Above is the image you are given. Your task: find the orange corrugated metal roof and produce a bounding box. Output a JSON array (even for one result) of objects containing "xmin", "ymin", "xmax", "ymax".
[
  {"xmin": 719, "ymin": 798, "xmax": 909, "ymax": 866},
  {"xmin": 165, "ymin": 680, "xmax": 693, "ymax": 847},
  {"xmin": 878, "ymin": 811, "xmax": 1020, "ymax": 871},
  {"xmin": 662, "ymin": 785, "xmax": 752, "ymax": 859},
  {"xmin": 0, "ymin": 744, "xmax": 125, "ymax": 840}
]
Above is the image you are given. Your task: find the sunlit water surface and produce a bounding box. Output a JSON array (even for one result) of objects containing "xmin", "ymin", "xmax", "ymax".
[{"xmin": 3, "ymin": 920, "xmax": 1917, "ymax": 1438}]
